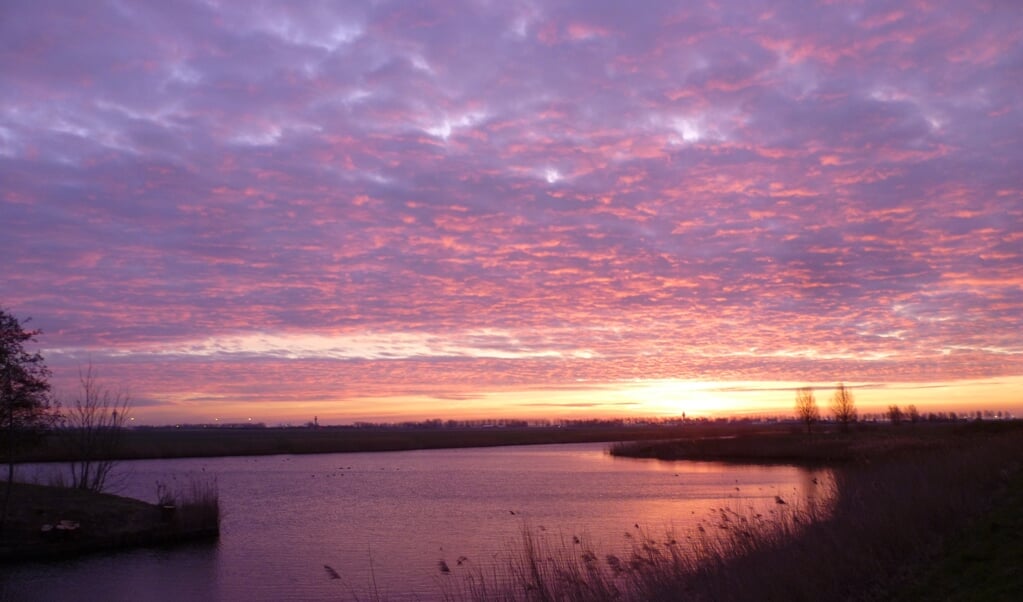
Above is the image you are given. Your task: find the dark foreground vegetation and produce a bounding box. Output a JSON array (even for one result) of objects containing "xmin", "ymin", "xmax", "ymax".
[
  {"xmin": 0, "ymin": 478, "xmax": 220, "ymax": 563},
  {"xmin": 442, "ymin": 421, "xmax": 1023, "ymax": 601},
  {"xmin": 2, "ymin": 309, "xmax": 220, "ymax": 563}
]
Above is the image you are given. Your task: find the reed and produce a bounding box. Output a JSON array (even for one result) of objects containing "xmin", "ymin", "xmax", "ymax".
[
  {"xmin": 155, "ymin": 476, "xmax": 220, "ymax": 534},
  {"xmin": 451, "ymin": 427, "xmax": 1022, "ymax": 601}
]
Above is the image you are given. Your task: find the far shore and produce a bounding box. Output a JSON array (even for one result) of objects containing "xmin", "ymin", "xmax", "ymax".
[
  {"xmin": 608, "ymin": 419, "xmax": 1023, "ymax": 465},
  {"xmin": 14, "ymin": 418, "xmax": 1020, "ymax": 465},
  {"xmin": 16, "ymin": 422, "xmax": 701, "ymax": 463}
]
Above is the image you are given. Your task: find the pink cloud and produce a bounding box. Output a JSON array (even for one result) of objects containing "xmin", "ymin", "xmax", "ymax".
[{"xmin": 2, "ymin": 0, "xmax": 1021, "ymax": 422}]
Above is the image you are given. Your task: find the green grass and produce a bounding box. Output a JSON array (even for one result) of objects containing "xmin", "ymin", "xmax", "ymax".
[{"xmin": 889, "ymin": 461, "xmax": 1023, "ymax": 600}]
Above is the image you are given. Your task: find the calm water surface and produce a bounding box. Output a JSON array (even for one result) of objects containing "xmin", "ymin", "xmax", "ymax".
[{"xmin": 3, "ymin": 442, "xmax": 829, "ymax": 601}]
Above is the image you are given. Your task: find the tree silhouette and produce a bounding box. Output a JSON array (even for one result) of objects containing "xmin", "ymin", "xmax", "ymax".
[
  {"xmin": 1, "ymin": 309, "xmax": 57, "ymax": 531},
  {"xmin": 795, "ymin": 387, "xmax": 819, "ymax": 435},
  {"xmin": 63, "ymin": 362, "xmax": 131, "ymax": 492},
  {"xmin": 887, "ymin": 404, "xmax": 903, "ymax": 426},
  {"xmin": 830, "ymin": 383, "xmax": 857, "ymax": 432}
]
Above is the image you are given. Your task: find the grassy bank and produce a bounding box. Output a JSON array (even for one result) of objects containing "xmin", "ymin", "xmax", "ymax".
[
  {"xmin": 0, "ymin": 479, "xmax": 220, "ymax": 563},
  {"xmin": 448, "ymin": 422, "xmax": 1023, "ymax": 601},
  {"xmin": 891, "ymin": 456, "xmax": 1023, "ymax": 600},
  {"xmin": 608, "ymin": 421, "xmax": 1013, "ymax": 464}
]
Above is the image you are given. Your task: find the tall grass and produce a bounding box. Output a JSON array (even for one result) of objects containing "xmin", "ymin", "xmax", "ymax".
[
  {"xmin": 446, "ymin": 501, "xmax": 829, "ymax": 602},
  {"xmin": 155, "ymin": 476, "xmax": 220, "ymax": 534},
  {"xmin": 451, "ymin": 428, "xmax": 1022, "ymax": 601}
]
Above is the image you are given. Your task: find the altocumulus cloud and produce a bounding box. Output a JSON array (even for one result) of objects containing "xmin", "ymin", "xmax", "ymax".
[{"xmin": 1, "ymin": 0, "xmax": 1021, "ymax": 421}]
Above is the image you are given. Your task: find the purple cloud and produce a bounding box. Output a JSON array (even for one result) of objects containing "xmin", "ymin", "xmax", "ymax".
[{"xmin": 2, "ymin": 0, "xmax": 1021, "ymax": 422}]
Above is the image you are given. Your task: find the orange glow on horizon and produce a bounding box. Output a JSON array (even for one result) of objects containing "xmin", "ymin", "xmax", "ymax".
[
  {"xmin": 126, "ymin": 376, "xmax": 1023, "ymax": 426},
  {"xmin": 5, "ymin": 2, "xmax": 1021, "ymax": 429}
]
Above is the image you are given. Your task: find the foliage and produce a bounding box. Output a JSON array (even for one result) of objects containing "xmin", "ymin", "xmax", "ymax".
[
  {"xmin": 0, "ymin": 310, "xmax": 56, "ymax": 453},
  {"xmin": 829, "ymin": 383, "xmax": 857, "ymax": 432},
  {"xmin": 794, "ymin": 387, "xmax": 819, "ymax": 434},
  {"xmin": 1, "ymin": 309, "xmax": 58, "ymax": 531},
  {"xmin": 62, "ymin": 362, "xmax": 131, "ymax": 492}
]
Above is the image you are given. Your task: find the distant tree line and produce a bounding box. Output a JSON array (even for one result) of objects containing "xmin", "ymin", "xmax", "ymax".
[{"xmin": 791, "ymin": 382, "xmax": 1012, "ymax": 434}]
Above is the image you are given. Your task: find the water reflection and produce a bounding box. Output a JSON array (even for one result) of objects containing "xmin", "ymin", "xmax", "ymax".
[{"xmin": 6, "ymin": 443, "xmax": 832, "ymax": 601}]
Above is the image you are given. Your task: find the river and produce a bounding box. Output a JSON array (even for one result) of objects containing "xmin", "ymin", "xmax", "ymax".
[{"xmin": 2, "ymin": 442, "xmax": 829, "ymax": 601}]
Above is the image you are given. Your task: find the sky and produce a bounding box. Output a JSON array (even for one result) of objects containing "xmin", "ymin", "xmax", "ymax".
[{"xmin": 2, "ymin": 0, "xmax": 1022, "ymax": 425}]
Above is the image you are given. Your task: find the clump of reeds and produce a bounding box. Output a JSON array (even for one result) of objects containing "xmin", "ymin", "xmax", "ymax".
[
  {"xmin": 448, "ymin": 498, "xmax": 826, "ymax": 602},
  {"xmin": 154, "ymin": 476, "xmax": 220, "ymax": 534}
]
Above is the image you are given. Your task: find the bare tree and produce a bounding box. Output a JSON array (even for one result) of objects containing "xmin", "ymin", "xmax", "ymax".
[
  {"xmin": 887, "ymin": 405, "xmax": 903, "ymax": 426},
  {"xmin": 1, "ymin": 310, "xmax": 57, "ymax": 531},
  {"xmin": 906, "ymin": 404, "xmax": 920, "ymax": 425},
  {"xmin": 795, "ymin": 387, "xmax": 820, "ymax": 435},
  {"xmin": 830, "ymin": 383, "xmax": 857, "ymax": 432},
  {"xmin": 62, "ymin": 363, "xmax": 130, "ymax": 492}
]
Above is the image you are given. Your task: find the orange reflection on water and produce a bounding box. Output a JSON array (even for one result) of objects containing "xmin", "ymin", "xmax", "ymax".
[{"xmin": 514, "ymin": 451, "xmax": 836, "ymax": 559}]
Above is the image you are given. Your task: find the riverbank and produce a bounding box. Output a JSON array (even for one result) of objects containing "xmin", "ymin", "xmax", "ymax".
[
  {"xmin": 20, "ymin": 423, "xmax": 713, "ymax": 462},
  {"xmin": 888, "ymin": 460, "xmax": 1023, "ymax": 600},
  {"xmin": 463, "ymin": 420, "xmax": 1023, "ymax": 601},
  {"xmin": 0, "ymin": 482, "xmax": 219, "ymax": 563},
  {"xmin": 24, "ymin": 420, "xmax": 1008, "ymax": 465},
  {"xmin": 608, "ymin": 420, "xmax": 1020, "ymax": 465}
]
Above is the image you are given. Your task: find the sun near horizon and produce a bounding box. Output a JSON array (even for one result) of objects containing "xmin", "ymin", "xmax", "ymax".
[
  {"xmin": 89, "ymin": 373, "xmax": 1023, "ymax": 427},
  {"xmin": 3, "ymin": 0, "xmax": 1021, "ymax": 428}
]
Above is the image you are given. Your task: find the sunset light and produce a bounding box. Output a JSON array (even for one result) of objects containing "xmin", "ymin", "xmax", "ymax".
[{"xmin": 2, "ymin": 1, "xmax": 1020, "ymax": 425}]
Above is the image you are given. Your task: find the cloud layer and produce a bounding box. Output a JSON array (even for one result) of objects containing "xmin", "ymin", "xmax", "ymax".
[{"xmin": 2, "ymin": 1, "xmax": 1021, "ymax": 421}]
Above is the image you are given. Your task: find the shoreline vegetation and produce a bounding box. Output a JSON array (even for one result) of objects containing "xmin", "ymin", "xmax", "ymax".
[
  {"xmin": 607, "ymin": 420, "xmax": 1001, "ymax": 465},
  {"xmin": 0, "ymin": 478, "xmax": 220, "ymax": 564},
  {"xmin": 446, "ymin": 420, "xmax": 1023, "ymax": 601}
]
